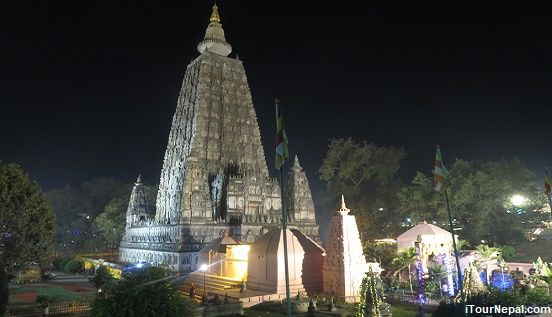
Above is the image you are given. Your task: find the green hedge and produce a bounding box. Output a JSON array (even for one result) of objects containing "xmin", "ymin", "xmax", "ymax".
[
  {"xmin": 64, "ymin": 259, "xmax": 84, "ymax": 274},
  {"xmin": 53, "ymin": 257, "xmax": 71, "ymax": 272}
]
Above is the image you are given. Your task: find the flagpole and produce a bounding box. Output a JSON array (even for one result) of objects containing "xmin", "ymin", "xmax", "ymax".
[
  {"xmin": 547, "ymin": 193, "xmax": 552, "ymax": 228},
  {"xmin": 434, "ymin": 145, "xmax": 465, "ymax": 316},
  {"xmin": 279, "ymin": 168, "xmax": 292, "ymax": 317},
  {"xmin": 275, "ymin": 99, "xmax": 292, "ymax": 317},
  {"xmin": 546, "ymin": 168, "xmax": 552, "ymax": 227},
  {"xmin": 444, "ymin": 189, "xmax": 465, "ymax": 314}
]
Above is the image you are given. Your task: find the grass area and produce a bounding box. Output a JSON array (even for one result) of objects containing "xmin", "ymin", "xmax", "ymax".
[
  {"xmin": 390, "ymin": 301, "xmax": 422, "ymax": 317},
  {"xmin": 14, "ymin": 286, "xmax": 81, "ymax": 302}
]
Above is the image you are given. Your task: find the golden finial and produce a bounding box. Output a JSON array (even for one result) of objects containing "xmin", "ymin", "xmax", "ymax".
[{"xmin": 210, "ymin": 2, "xmax": 221, "ymax": 23}]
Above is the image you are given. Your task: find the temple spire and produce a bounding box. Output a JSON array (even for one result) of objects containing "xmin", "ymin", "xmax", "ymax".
[
  {"xmin": 338, "ymin": 195, "xmax": 350, "ymax": 215},
  {"xmin": 197, "ymin": 2, "xmax": 232, "ymax": 56},
  {"xmin": 291, "ymin": 155, "xmax": 302, "ymax": 171},
  {"xmin": 210, "ymin": 2, "xmax": 221, "ymax": 23}
]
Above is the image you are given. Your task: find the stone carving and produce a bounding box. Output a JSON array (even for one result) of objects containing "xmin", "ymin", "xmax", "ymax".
[
  {"xmin": 211, "ymin": 169, "xmax": 224, "ymax": 220},
  {"xmin": 120, "ymin": 4, "xmax": 319, "ymax": 272}
]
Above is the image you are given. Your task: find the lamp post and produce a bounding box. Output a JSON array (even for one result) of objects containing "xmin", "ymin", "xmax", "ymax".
[{"xmin": 510, "ymin": 194, "xmax": 526, "ymax": 215}]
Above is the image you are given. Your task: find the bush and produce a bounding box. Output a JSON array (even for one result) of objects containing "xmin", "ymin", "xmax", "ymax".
[
  {"xmin": 498, "ymin": 245, "xmax": 516, "ymax": 261},
  {"xmin": 526, "ymin": 287, "xmax": 551, "ymax": 306},
  {"xmin": 91, "ymin": 267, "xmax": 185, "ymax": 317},
  {"xmin": 64, "ymin": 259, "xmax": 84, "ymax": 274},
  {"xmin": 36, "ymin": 295, "xmax": 56, "ymax": 306},
  {"xmin": 93, "ymin": 266, "xmax": 114, "ymax": 289},
  {"xmin": 53, "ymin": 257, "xmax": 71, "ymax": 271}
]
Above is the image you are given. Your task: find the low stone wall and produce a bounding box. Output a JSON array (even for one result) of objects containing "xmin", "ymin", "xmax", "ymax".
[{"xmin": 185, "ymin": 302, "xmax": 243, "ymax": 317}]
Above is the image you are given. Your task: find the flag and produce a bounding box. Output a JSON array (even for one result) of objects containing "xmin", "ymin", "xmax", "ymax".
[
  {"xmin": 275, "ymin": 99, "xmax": 289, "ymax": 170},
  {"xmin": 433, "ymin": 145, "xmax": 447, "ymax": 193},
  {"xmin": 545, "ymin": 170, "xmax": 552, "ymax": 195}
]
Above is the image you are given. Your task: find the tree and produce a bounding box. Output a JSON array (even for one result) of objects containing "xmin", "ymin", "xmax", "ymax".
[
  {"xmin": 95, "ymin": 198, "xmax": 127, "ymax": 250},
  {"xmin": 319, "ymin": 138, "xmax": 405, "ymax": 239},
  {"xmin": 475, "ymin": 244, "xmax": 501, "ymax": 284},
  {"xmin": 90, "ymin": 267, "xmax": 185, "ymax": 317},
  {"xmin": 0, "ymin": 162, "xmax": 56, "ymax": 266},
  {"xmin": 357, "ymin": 267, "xmax": 390, "ymax": 317},
  {"xmin": 47, "ymin": 178, "xmax": 133, "ymax": 252},
  {"xmin": 455, "ymin": 239, "xmax": 470, "ymax": 250},
  {"xmin": 463, "ymin": 263, "xmax": 486, "ymax": 299},
  {"xmin": 398, "ymin": 158, "xmax": 542, "ymax": 246},
  {"xmin": 364, "ymin": 241, "xmax": 397, "ymax": 270},
  {"xmin": 392, "ymin": 248, "xmax": 416, "ymax": 294},
  {"xmin": 428, "ymin": 263, "xmax": 447, "ymax": 298}
]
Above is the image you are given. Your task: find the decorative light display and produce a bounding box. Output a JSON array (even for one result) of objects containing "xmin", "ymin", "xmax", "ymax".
[
  {"xmin": 443, "ymin": 253, "xmax": 455, "ymax": 296},
  {"xmin": 490, "ymin": 272, "xmax": 514, "ymax": 291},
  {"xmin": 415, "ymin": 242, "xmax": 426, "ymax": 305}
]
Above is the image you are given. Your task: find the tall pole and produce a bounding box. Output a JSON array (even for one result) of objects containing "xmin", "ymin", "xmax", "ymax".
[
  {"xmin": 547, "ymin": 194, "xmax": 552, "ymax": 228},
  {"xmin": 279, "ymin": 169, "xmax": 292, "ymax": 317},
  {"xmin": 415, "ymin": 242, "xmax": 425, "ymax": 317},
  {"xmin": 546, "ymin": 168, "xmax": 552, "ymax": 227},
  {"xmin": 444, "ymin": 189, "xmax": 466, "ymax": 315}
]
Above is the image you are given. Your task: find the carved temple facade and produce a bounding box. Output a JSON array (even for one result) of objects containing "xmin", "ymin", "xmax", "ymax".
[{"xmin": 119, "ymin": 4, "xmax": 319, "ymax": 272}]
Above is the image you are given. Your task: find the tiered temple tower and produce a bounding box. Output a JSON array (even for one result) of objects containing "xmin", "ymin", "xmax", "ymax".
[
  {"xmin": 119, "ymin": 4, "xmax": 319, "ymax": 271},
  {"xmin": 323, "ymin": 196, "xmax": 373, "ymax": 303}
]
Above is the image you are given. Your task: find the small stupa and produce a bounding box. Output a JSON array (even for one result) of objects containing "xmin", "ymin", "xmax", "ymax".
[
  {"xmin": 246, "ymin": 227, "xmax": 324, "ymax": 295},
  {"xmin": 323, "ymin": 195, "xmax": 377, "ymax": 303}
]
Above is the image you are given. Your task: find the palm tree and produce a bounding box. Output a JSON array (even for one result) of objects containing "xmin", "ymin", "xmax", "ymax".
[
  {"xmin": 455, "ymin": 239, "xmax": 469, "ymax": 251},
  {"xmin": 475, "ymin": 244, "xmax": 501, "ymax": 284},
  {"xmin": 428, "ymin": 263, "xmax": 447, "ymax": 298},
  {"xmin": 392, "ymin": 248, "xmax": 416, "ymax": 295}
]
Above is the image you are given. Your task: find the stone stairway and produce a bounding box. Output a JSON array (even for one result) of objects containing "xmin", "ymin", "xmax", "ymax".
[{"xmin": 178, "ymin": 272, "xmax": 241, "ymax": 296}]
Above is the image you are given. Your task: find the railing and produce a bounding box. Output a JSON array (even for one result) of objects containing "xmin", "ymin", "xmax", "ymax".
[
  {"xmin": 4, "ymin": 301, "xmax": 91, "ymax": 317},
  {"xmin": 388, "ymin": 293, "xmax": 444, "ymax": 307}
]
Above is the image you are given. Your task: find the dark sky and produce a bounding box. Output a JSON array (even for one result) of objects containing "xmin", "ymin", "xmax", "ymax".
[{"xmin": 2, "ymin": 1, "xmax": 552, "ymax": 201}]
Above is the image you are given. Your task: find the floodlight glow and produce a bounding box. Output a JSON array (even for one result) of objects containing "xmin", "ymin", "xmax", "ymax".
[
  {"xmin": 136, "ymin": 262, "xmax": 144, "ymax": 268},
  {"xmin": 510, "ymin": 194, "xmax": 526, "ymax": 207},
  {"xmin": 200, "ymin": 264, "xmax": 209, "ymax": 271}
]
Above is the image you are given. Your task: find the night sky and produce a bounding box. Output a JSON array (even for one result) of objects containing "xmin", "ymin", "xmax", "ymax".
[{"xmin": 2, "ymin": 1, "xmax": 552, "ymax": 204}]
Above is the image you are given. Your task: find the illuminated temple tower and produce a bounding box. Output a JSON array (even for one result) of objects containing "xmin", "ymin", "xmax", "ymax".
[
  {"xmin": 323, "ymin": 196, "xmax": 377, "ymax": 303},
  {"xmin": 119, "ymin": 4, "xmax": 319, "ymax": 271}
]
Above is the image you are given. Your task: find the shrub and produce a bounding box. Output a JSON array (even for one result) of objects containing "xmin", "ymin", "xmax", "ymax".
[
  {"xmin": 498, "ymin": 245, "xmax": 516, "ymax": 261},
  {"xmin": 53, "ymin": 257, "xmax": 71, "ymax": 271},
  {"xmin": 93, "ymin": 266, "xmax": 114, "ymax": 289},
  {"xmin": 90, "ymin": 267, "xmax": 185, "ymax": 317},
  {"xmin": 526, "ymin": 287, "xmax": 551, "ymax": 306},
  {"xmin": 36, "ymin": 295, "xmax": 56, "ymax": 306},
  {"xmin": 64, "ymin": 259, "xmax": 84, "ymax": 274}
]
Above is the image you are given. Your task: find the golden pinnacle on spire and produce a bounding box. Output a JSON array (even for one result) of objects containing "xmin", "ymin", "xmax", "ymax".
[{"xmin": 210, "ymin": 2, "xmax": 221, "ymax": 23}]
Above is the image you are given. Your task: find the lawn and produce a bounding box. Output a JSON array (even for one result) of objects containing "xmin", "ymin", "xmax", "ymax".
[
  {"xmin": 390, "ymin": 301, "xmax": 423, "ymax": 317},
  {"xmin": 12, "ymin": 286, "xmax": 82, "ymax": 302}
]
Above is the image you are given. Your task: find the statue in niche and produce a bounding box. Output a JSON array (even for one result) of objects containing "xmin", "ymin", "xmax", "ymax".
[{"xmin": 211, "ymin": 169, "xmax": 225, "ymax": 220}]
